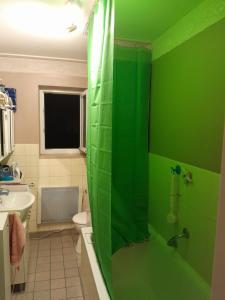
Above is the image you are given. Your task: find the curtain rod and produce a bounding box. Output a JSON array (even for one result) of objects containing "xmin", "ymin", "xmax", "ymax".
[{"xmin": 114, "ymin": 39, "xmax": 152, "ymax": 49}]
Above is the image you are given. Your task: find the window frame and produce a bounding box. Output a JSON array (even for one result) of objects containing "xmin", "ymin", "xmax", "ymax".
[
  {"xmin": 39, "ymin": 89, "xmax": 86, "ymax": 155},
  {"xmin": 79, "ymin": 90, "xmax": 87, "ymax": 154}
]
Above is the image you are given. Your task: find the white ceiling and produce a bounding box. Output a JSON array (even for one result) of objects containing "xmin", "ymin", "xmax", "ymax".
[{"xmin": 0, "ymin": 0, "xmax": 95, "ymax": 61}]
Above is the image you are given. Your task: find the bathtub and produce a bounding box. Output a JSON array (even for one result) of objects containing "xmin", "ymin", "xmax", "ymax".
[
  {"xmin": 81, "ymin": 226, "xmax": 210, "ymax": 300},
  {"xmin": 80, "ymin": 227, "xmax": 110, "ymax": 300},
  {"xmin": 112, "ymin": 226, "xmax": 211, "ymax": 300}
]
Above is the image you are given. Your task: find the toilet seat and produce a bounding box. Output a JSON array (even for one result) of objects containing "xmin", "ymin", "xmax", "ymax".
[{"xmin": 72, "ymin": 211, "xmax": 89, "ymax": 225}]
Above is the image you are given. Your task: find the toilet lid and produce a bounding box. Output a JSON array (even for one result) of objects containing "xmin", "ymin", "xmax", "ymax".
[{"xmin": 72, "ymin": 211, "xmax": 88, "ymax": 225}]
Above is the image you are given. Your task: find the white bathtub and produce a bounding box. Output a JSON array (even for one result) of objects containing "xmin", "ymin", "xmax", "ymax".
[
  {"xmin": 81, "ymin": 226, "xmax": 210, "ymax": 300},
  {"xmin": 80, "ymin": 227, "xmax": 110, "ymax": 300},
  {"xmin": 112, "ymin": 226, "xmax": 211, "ymax": 300}
]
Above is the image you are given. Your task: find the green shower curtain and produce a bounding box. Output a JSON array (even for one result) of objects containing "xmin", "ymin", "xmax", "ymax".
[
  {"xmin": 87, "ymin": 0, "xmax": 114, "ymax": 296},
  {"xmin": 88, "ymin": 0, "xmax": 151, "ymax": 296},
  {"xmin": 112, "ymin": 45, "xmax": 151, "ymax": 253}
]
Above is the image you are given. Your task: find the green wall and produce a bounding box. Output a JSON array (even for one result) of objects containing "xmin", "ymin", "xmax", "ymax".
[
  {"xmin": 150, "ymin": 18, "xmax": 225, "ymax": 173},
  {"xmin": 153, "ymin": 0, "xmax": 225, "ymax": 60},
  {"xmin": 149, "ymin": 18, "xmax": 225, "ymax": 284},
  {"xmin": 149, "ymin": 154, "xmax": 220, "ymax": 284},
  {"xmin": 115, "ymin": 0, "xmax": 204, "ymax": 42}
]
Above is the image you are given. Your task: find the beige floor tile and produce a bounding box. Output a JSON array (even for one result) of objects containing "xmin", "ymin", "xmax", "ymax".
[
  {"xmin": 63, "ymin": 255, "xmax": 76, "ymax": 262},
  {"xmin": 37, "ymin": 257, "xmax": 50, "ymax": 265},
  {"xmin": 39, "ymin": 244, "xmax": 50, "ymax": 251},
  {"xmin": 62, "ymin": 248, "xmax": 75, "ymax": 255},
  {"xmin": 51, "ymin": 278, "xmax": 66, "ymax": 289},
  {"xmin": 25, "ymin": 292, "xmax": 33, "ymax": 300},
  {"xmin": 51, "ymin": 288, "xmax": 67, "ymax": 300},
  {"xmin": 26, "ymin": 281, "xmax": 35, "ymax": 292},
  {"xmin": 35, "ymin": 271, "xmax": 50, "ymax": 281},
  {"xmin": 66, "ymin": 286, "xmax": 82, "ymax": 298},
  {"xmin": 28, "ymin": 261, "xmax": 36, "ymax": 267},
  {"xmin": 30, "ymin": 246, "xmax": 38, "ymax": 252},
  {"xmin": 51, "ymin": 244, "xmax": 63, "ymax": 249},
  {"xmin": 65, "ymin": 277, "xmax": 80, "ymax": 287},
  {"xmin": 51, "ymin": 269, "xmax": 65, "ymax": 279},
  {"xmin": 61, "ymin": 236, "xmax": 73, "ymax": 242},
  {"xmin": 63, "ymin": 260, "xmax": 77, "ymax": 269},
  {"xmin": 28, "ymin": 262, "xmax": 36, "ymax": 273},
  {"xmin": 51, "ymin": 240, "xmax": 63, "ymax": 247},
  {"xmin": 38, "ymin": 250, "xmax": 50, "ymax": 257},
  {"xmin": 14, "ymin": 292, "xmax": 26, "ymax": 300},
  {"xmin": 36, "ymin": 263, "xmax": 50, "ymax": 272},
  {"xmin": 29, "ymin": 253, "xmax": 38, "ymax": 260},
  {"xmin": 51, "ymin": 261, "xmax": 64, "ymax": 271},
  {"xmin": 64, "ymin": 268, "xmax": 79, "ymax": 278},
  {"xmin": 39, "ymin": 240, "xmax": 50, "ymax": 247},
  {"xmin": 34, "ymin": 280, "xmax": 50, "ymax": 291},
  {"xmin": 62, "ymin": 241, "xmax": 73, "ymax": 248},
  {"xmin": 27, "ymin": 273, "xmax": 35, "ymax": 283},
  {"xmin": 51, "ymin": 255, "xmax": 63, "ymax": 263},
  {"xmin": 51, "ymin": 237, "xmax": 62, "ymax": 243},
  {"xmin": 51, "ymin": 249, "xmax": 63, "ymax": 256},
  {"xmin": 33, "ymin": 290, "xmax": 50, "ymax": 300}
]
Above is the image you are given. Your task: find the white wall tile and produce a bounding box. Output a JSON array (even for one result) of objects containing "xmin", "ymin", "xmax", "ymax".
[
  {"xmin": 39, "ymin": 165, "xmax": 51, "ymax": 177},
  {"xmin": 52, "ymin": 176, "xmax": 71, "ymax": 186},
  {"xmin": 8, "ymin": 144, "xmax": 87, "ymax": 233},
  {"xmin": 13, "ymin": 144, "xmax": 26, "ymax": 155},
  {"xmin": 26, "ymin": 155, "xmax": 39, "ymax": 166}
]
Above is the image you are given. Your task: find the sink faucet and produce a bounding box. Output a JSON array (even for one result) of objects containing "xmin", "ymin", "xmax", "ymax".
[
  {"xmin": 167, "ymin": 228, "xmax": 190, "ymax": 248},
  {"xmin": 0, "ymin": 188, "xmax": 9, "ymax": 196}
]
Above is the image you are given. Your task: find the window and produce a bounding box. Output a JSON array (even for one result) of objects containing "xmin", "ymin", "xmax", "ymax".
[{"xmin": 40, "ymin": 89, "xmax": 87, "ymax": 155}]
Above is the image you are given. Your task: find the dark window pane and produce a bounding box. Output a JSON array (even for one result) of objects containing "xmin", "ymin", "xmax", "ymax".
[{"xmin": 44, "ymin": 93, "xmax": 80, "ymax": 149}]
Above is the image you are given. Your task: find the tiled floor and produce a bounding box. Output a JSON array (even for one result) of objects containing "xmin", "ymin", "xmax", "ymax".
[{"xmin": 12, "ymin": 230, "xmax": 84, "ymax": 300}]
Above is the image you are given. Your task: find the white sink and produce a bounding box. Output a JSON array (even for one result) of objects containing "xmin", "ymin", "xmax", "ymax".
[{"xmin": 0, "ymin": 191, "xmax": 35, "ymax": 221}]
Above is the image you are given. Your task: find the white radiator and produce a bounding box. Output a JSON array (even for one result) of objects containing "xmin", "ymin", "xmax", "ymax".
[{"xmin": 37, "ymin": 186, "xmax": 80, "ymax": 224}]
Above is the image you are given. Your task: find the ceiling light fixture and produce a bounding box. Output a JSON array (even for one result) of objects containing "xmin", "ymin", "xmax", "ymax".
[{"xmin": 3, "ymin": 1, "xmax": 85, "ymax": 39}]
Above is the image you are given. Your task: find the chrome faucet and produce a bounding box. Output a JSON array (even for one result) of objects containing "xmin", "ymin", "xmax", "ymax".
[
  {"xmin": 167, "ymin": 228, "xmax": 190, "ymax": 248},
  {"xmin": 0, "ymin": 188, "xmax": 9, "ymax": 196}
]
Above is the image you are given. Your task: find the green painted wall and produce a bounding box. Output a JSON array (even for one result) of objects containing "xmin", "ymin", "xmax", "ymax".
[
  {"xmin": 153, "ymin": 0, "xmax": 225, "ymax": 60},
  {"xmin": 150, "ymin": 18, "xmax": 225, "ymax": 173},
  {"xmin": 115, "ymin": 0, "xmax": 204, "ymax": 42},
  {"xmin": 149, "ymin": 17, "xmax": 225, "ymax": 285},
  {"xmin": 149, "ymin": 154, "xmax": 220, "ymax": 284}
]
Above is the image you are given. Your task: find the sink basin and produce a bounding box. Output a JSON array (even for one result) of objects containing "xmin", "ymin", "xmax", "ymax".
[{"xmin": 0, "ymin": 191, "xmax": 35, "ymax": 221}]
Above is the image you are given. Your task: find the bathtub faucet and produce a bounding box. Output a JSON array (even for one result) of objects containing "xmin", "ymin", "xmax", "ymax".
[{"xmin": 167, "ymin": 228, "xmax": 190, "ymax": 248}]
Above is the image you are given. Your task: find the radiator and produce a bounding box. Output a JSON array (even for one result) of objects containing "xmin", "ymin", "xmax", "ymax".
[{"xmin": 37, "ymin": 186, "xmax": 80, "ymax": 224}]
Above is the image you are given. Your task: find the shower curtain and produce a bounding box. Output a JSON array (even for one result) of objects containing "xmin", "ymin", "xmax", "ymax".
[
  {"xmin": 87, "ymin": 0, "xmax": 114, "ymax": 296},
  {"xmin": 87, "ymin": 0, "xmax": 151, "ymax": 296},
  {"xmin": 112, "ymin": 44, "xmax": 151, "ymax": 253}
]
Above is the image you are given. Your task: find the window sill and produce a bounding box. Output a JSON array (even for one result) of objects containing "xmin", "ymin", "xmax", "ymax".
[{"xmin": 39, "ymin": 152, "xmax": 86, "ymax": 159}]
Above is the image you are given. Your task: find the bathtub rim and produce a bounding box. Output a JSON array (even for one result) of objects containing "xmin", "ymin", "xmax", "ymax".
[{"xmin": 81, "ymin": 226, "xmax": 110, "ymax": 300}]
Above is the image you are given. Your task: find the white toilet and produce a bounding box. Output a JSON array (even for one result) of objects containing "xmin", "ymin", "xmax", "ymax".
[{"xmin": 72, "ymin": 210, "xmax": 90, "ymax": 254}]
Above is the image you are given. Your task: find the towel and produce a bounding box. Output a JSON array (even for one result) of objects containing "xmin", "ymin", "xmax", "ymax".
[{"xmin": 9, "ymin": 214, "xmax": 26, "ymax": 268}]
